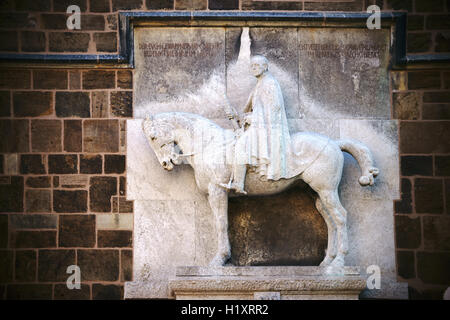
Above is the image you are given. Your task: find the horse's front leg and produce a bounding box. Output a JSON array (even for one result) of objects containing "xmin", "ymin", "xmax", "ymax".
[{"xmin": 208, "ymin": 183, "xmax": 231, "ymax": 266}]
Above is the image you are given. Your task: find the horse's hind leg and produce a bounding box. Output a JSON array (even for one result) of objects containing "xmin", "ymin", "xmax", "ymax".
[
  {"xmin": 208, "ymin": 183, "xmax": 231, "ymax": 266},
  {"xmin": 317, "ymin": 189, "xmax": 348, "ymax": 269},
  {"xmin": 315, "ymin": 197, "xmax": 337, "ymax": 267}
]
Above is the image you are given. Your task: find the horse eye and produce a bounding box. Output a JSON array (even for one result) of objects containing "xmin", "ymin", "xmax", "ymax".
[{"xmin": 151, "ymin": 136, "xmax": 156, "ymax": 141}]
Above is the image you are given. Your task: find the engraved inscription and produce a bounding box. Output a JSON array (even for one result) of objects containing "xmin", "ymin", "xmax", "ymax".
[
  {"xmin": 140, "ymin": 42, "xmax": 222, "ymax": 58},
  {"xmin": 299, "ymin": 43, "xmax": 384, "ymax": 59}
]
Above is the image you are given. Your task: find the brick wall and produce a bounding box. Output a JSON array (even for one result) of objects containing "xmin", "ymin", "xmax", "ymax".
[{"xmin": 0, "ymin": 0, "xmax": 449, "ymax": 300}]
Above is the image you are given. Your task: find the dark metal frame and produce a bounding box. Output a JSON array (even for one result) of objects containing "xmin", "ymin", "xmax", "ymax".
[{"xmin": 0, "ymin": 11, "xmax": 448, "ymax": 69}]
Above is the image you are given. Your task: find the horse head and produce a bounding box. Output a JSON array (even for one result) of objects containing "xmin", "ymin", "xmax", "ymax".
[{"xmin": 142, "ymin": 114, "xmax": 182, "ymax": 171}]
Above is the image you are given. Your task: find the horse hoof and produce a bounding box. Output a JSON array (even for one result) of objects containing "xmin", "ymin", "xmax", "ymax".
[{"xmin": 319, "ymin": 257, "xmax": 333, "ymax": 267}]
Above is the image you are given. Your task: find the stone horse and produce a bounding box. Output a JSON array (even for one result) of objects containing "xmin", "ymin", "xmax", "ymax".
[{"xmin": 142, "ymin": 112, "xmax": 379, "ymax": 271}]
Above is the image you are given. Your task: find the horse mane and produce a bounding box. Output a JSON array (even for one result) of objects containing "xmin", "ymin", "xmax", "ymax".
[{"xmin": 153, "ymin": 112, "xmax": 223, "ymax": 132}]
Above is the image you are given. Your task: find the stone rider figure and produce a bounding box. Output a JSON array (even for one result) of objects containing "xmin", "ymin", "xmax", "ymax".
[{"xmin": 221, "ymin": 55, "xmax": 292, "ymax": 194}]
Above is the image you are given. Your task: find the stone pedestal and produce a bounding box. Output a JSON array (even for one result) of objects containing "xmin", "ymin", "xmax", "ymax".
[{"xmin": 168, "ymin": 266, "xmax": 366, "ymax": 300}]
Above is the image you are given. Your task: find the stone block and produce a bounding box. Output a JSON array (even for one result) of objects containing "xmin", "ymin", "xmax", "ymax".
[
  {"xmin": 16, "ymin": 0, "xmax": 51, "ymax": 11},
  {"xmin": 33, "ymin": 70, "xmax": 67, "ymax": 90},
  {"xmin": 436, "ymin": 32, "xmax": 450, "ymax": 52},
  {"xmin": 435, "ymin": 155, "xmax": 450, "ymax": 176},
  {"xmin": 423, "ymin": 216, "xmax": 450, "ymax": 251},
  {"xmin": 69, "ymin": 71, "xmax": 81, "ymax": 90},
  {"xmin": 26, "ymin": 176, "xmax": 51, "ymax": 188},
  {"xmin": 59, "ymin": 215, "xmax": 95, "ymax": 247},
  {"xmin": 94, "ymin": 32, "xmax": 117, "ymax": 52},
  {"xmin": 14, "ymin": 250, "xmax": 36, "ymax": 282},
  {"xmin": 91, "ymin": 91, "xmax": 108, "ymax": 118},
  {"xmin": 414, "ymin": 178, "xmax": 444, "ymax": 214},
  {"xmin": 83, "ymin": 120, "xmax": 119, "ymax": 152},
  {"xmin": 0, "ymin": 120, "xmax": 28, "ymax": 153},
  {"xmin": 38, "ymin": 250, "xmax": 75, "ymax": 282},
  {"xmin": 48, "ymin": 155, "xmax": 78, "ymax": 174},
  {"xmin": 395, "ymin": 215, "xmax": 422, "ymax": 249},
  {"xmin": 98, "ymin": 230, "xmax": 132, "ymax": 248},
  {"xmin": 104, "ymin": 154, "xmax": 125, "ymax": 174},
  {"xmin": 21, "ymin": 31, "xmax": 45, "ymax": 52},
  {"xmin": 416, "ymin": 0, "xmax": 444, "ymax": 12},
  {"xmin": 0, "ymin": 176, "xmax": 23, "ymax": 212},
  {"xmin": 390, "ymin": 71, "xmax": 407, "ymax": 91},
  {"xmin": 10, "ymin": 214, "xmax": 56, "ymax": 229},
  {"xmin": 0, "ymin": 215, "xmax": 7, "ymax": 248},
  {"xmin": 49, "ymin": 32, "xmax": 90, "ymax": 52},
  {"xmin": 4, "ymin": 153, "xmax": 18, "ymax": 175},
  {"xmin": 110, "ymin": 91, "xmax": 132, "ymax": 117},
  {"xmin": 78, "ymin": 249, "xmax": 119, "ymax": 281},
  {"xmin": 401, "ymin": 156, "xmax": 433, "ymax": 176},
  {"xmin": 11, "ymin": 231, "xmax": 56, "ymax": 248},
  {"xmin": 31, "ymin": 120, "xmax": 62, "ymax": 152},
  {"xmin": 112, "ymin": 0, "xmax": 143, "ymax": 10},
  {"xmin": 6, "ymin": 284, "xmax": 52, "ymax": 300},
  {"xmin": 209, "ymin": 0, "xmax": 238, "ymax": 9},
  {"xmin": 426, "ymin": 14, "xmax": 450, "ymax": 30},
  {"xmin": 56, "ymin": 92, "xmax": 90, "ymax": 118},
  {"xmin": 81, "ymin": 15, "xmax": 105, "ymax": 31},
  {"xmin": 393, "ymin": 92, "xmax": 421, "ymax": 120},
  {"xmin": 54, "ymin": 284, "xmax": 90, "ymax": 300},
  {"xmin": 422, "ymin": 103, "xmax": 450, "ymax": 120},
  {"xmin": 53, "ymin": 190, "xmax": 87, "ymax": 213},
  {"xmin": 93, "ymin": 284, "xmax": 123, "ymax": 300},
  {"xmin": 90, "ymin": 176, "xmax": 117, "ymax": 212},
  {"xmin": 59, "ymin": 175, "xmax": 88, "ymax": 188},
  {"xmin": 400, "ymin": 121, "xmax": 450, "ymax": 154},
  {"xmin": 20, "ymin": 155, "xmax": 45, "ymax": 174},
  {"xmin": 408, "ymin": 71, "xmax": 441, "ymax": 90},
  {"xmin": 64, "ymin": 120, "xmax": 82, "ymax": 152},
  {"xmin": 0, "ymin": 70, "xmax": 30, "ymax": 89},
  {"xmin": 97, "ymin": 213, "xmax": 133, "ymax": 230},
  {"xmin": 25, "ymin": 189, "xmax": 51, "ymax": 213},
  {"xmin": 242, "ymin": 0, "xmax": 302, "ymax": 10},
  {"xmin": 80, "ymin": 154, "xmax": 102, "ymax": 174},
  {"xmin": 117, "ymin": 70, "xmax": 132, "ymax": 89},
  {"xmin": 396, "ymin": 250, "xmax": 415, "ymax": 279},
  {"xmin": 83, "ymin": 70, "xmax": 115, "ymax": 89},
  {"xmin": 417, "ymin": 252, "xmax": 450, "ymax": 285},
  {"xmin": 90, "ymin": 0, "xmax": 110, "ymax": 12},
  {"xmin": 407, "ymin": 32, "xmax": 431, "ymax": 53},
  {"xmin": 121, "ymin": 250, "xmax": 133, "ymax": 282},
  {"xmin": 175, "ymin": 0, "xmax": 206, "ymax": 10},
  {"xmin": 53, "ymin": 0, "xmax": 87, "ymax": 11},
  {"xmin": 423, "ymin": 91, "xmax": 450, "ymax": 103},
  {"xmin": 0, "ymin": 250, "xmax": 13, "ymax": 282},
  {"xmin": 0, "ymin": 31, "xmax": 18, "ymax": 51},
  {"xmin": 13, "ymin": 92, "xmax": 52, "ymax": 117},
  {"xmin": 0, "ymin": 91, "xmax": 10, "ymax": 117},
  {"xmin": 395, "ymin": 179, "xmax": 412, "ymax": 214}
]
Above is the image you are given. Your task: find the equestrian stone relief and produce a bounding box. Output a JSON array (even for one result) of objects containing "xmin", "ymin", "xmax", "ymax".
[{"xmin": 142, "ymin": 52, "xmax": 379, "ymax": 273}]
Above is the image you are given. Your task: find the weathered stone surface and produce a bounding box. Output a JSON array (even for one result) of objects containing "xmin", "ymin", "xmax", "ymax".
[
  {"xmin": 93, "ymin": 284, "xmax": 123, "ymax": 300},
  {"xmin": 53, "ymin": 190, "xmax": 88, "ymax": 213},
  {"xmin": 31, "ymin": 120, "xmax": 62, "ymax": 152},
  {"xmin": 0, "ymin": 176, "xmax": 23, "ymax": 212},
  {"xmin": 20, "ymin": 155, "xmax": 45, "ymax": 174},
  {"xmin": 395, "ymin": 215, "xmax": 421, "ymax": 249},
  {"xmin": 15, "ymin": 250, "xmax": 36, "ymax": 282},
  {"xmin": 69, "ymin": 71, "xmax": 81, "ymax": 90},
  {"xmin": 80, "ymin": 154, "xmax": 102, "ymax": 174},
  {"xmin": 21, "ymin": 31, "xmax": 45, "ymax": 52},
  {"xmin": 11, "ymin": 231, "xmax": 56, "ymax": 248},
  {"xmin": 38, "ymin": 250, "xmax": 75, "ymax": 282},
  {"xmin": 59, "ymin": 175, "xmax": 88, "ymax": 189},
  {"xmin": 0, "ymin": 120, "xmax": 28, "ymax": 153},
  {"xmin": 94, "ymin": 32, "xmax": 117, "ymax": 52},
  {"xmin": 64, "ymin": 120, "xmax": 82, "ymax": 152},
  {"xmin": 84, "ymin": 120, "xmax": 119, "ymax": 153},
  {"xmin": 59, "ymin": 215, "xmax": 95, "ymax": 247},
  {"xmin": 56, "ymin": 92, "xmax": 90, "ymax": 118},
  {"xmin": 49, "ymin": 32, "xmax": 90, "ymax": 52},
  {"xmin": 78, "ymin": 249, "xmax": 119, "ymax": 281},
  {"xmin": 423, "ymin": 216, "xmax": 450, "ymax": 251},
  {"xmin": 391, "ymin": 71, "xmax": 407, "ymax": 91},
  {"xmin": 229, "ymin": 185, "xmax": 327, "ymax": 266},
  {"xmin": 401, "ymin": 155, "xmax": 433, "ymax": 176},
  {"xmin": 414, "ymin": 178, "xmax": 444, "ymax": 213},
  {"xmin": 83, "ymin": 71, "xmax": 115, "ymax": 89},
  {"xmin": 48, "ymin": 155, "xmax": 77, "ymax": 174},
  {"xmin": 175, "ymin": 0, "xmax": 206, "ymax": 9},
  {"xmin": 396, "ymin": 250, "xmax": 415, "ymax": 279},
  {"xmin": 10, "ymin": 214, "xmax": 56, "ymax": 229},
  {"xmin": 417, "ymin": 252, "xmax": 450, "ymax": 285},
  {"xmin": 134, "ymin": 27, "xmax": 225, "ymax": 119},
  {"xmin": 4, "ymin": 153, "xmax": 17, "ymax": 175},
  {"xmin": 111, "ymin": 91, "xmax": 132, "ymax": 117},
  {"xmin": 121, "ymin": 250, "xmax": 133, "ymax": 282},
  {"xmin": 90, "ymin": 176, "xmax": 117, "ymax": 212},
  {"xmin": 393, "ymin": 92, "xmax": 421, "ymax": 120},
  {"xmin": 117, "ymin": 70, "xmax": 132, "ymax": 89},
  {"xmin": 435, "ymin": 155, "xmax": 450, "ymax": 176},
  {"xmin": 54, "ymin": 284, "xmax": 90, "ymax": 300},
  {"xmin": 13, "ymin": 92, "xmax": 52, "ymax": 117},
  {"xmin": 34, "ymin": 70, "xmax": 67, "ymax": 90},
  {"xmin": 98, "ymin": 230, "xmax": 132, "ymax": 248},
  {"xmin": 0, "ymin": 250, "xmax": 13, "ymax": 282},
  {"xmin": 6, "ymin": 284, "xmax": 52, "ymax": 300},
  {"xmin": 25, "ymin": 189, "xmax": 51, "ymax": 213},
  {"xmin": 26, "ymin": 176, "xmax": 51, "ymax": 188},
  {"xmin": 91, "ymin": 91, "xmax": 109, "ymax": 118},
  {"xmin": 104, "ymin": 154, "xmax": 125, "ymax": 174},
  {"xmin": 298, "ymin": 28, "xmax": 390, "ymax": 119}
]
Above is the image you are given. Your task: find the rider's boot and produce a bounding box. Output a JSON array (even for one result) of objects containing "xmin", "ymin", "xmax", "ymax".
[{"xmin": 219, "ymin": 165, "xmax": 247, "ymax": 195}]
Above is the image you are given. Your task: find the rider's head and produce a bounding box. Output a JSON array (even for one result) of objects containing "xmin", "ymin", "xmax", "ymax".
[{"xmin": 250, "ymin": 55, "xmax": 269, "ymax": 78}]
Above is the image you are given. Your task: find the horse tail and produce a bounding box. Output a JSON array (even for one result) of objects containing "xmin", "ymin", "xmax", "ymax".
[{"xmin": 337, "ymin": 139, "xmax": 379, "ymax": 186}]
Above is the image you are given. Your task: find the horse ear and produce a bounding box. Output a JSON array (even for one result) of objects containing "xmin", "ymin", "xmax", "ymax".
[{"xmin": 146, "ymin": 114, "xmax": 153, "ymax": 122}]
